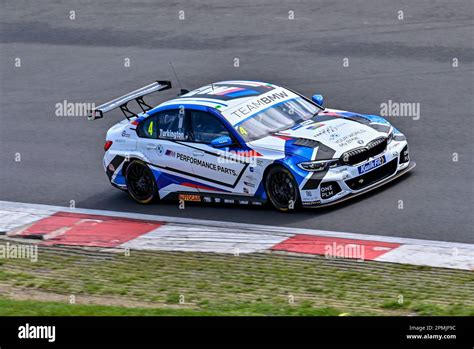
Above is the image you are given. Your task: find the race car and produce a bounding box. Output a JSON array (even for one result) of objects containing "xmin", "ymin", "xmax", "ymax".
[{"xmin": 89, "ymin": 80, "xmax": 415, "ymax": 212}]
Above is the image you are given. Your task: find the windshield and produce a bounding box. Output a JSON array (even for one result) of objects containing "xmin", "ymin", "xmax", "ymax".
[{"xmin": 234, "ymin": 97, "xmax": 321, "ymax": 141}]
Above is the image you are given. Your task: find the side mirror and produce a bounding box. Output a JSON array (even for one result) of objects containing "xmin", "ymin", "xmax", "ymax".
[
  {"xmin": 211, "ymin": 135, "xmax": 233, "ymax": 148},
  {"xmin": 312, "ymin": 94, "xmax": 324, "ymax": 106}
]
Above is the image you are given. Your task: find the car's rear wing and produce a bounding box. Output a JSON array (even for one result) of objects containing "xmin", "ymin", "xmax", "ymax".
[{"xmin": 88, "ymin": 80, "xmax": 172, "ymax": 120}]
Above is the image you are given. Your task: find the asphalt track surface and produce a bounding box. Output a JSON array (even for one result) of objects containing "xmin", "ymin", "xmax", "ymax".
[{"xmin": 1, "ymin": 0, "xmax": 473, "ymax": 243}]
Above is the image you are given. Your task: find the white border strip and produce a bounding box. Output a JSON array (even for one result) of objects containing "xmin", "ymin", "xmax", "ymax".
[
  {"xmin": 1, "ymin": 200, "xmax": 473, "ymax": 250},
  {"xmin": 2, "ymin": 201, "xmax": 473, "ymax": 270}
]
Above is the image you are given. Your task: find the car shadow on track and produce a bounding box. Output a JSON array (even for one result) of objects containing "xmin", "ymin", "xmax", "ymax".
[{"xmin": 77, "ymin": 171, "xmax": 416, "ymax": 228}]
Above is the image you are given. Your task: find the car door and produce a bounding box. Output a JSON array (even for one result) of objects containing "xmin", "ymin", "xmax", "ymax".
[
  {"xmin": 136, "ymin": 109, "xmax": 195, "ymax": 196},
  {"xmin": 185, "ymin": 109, "xmax": 250, "ymax": 195}
]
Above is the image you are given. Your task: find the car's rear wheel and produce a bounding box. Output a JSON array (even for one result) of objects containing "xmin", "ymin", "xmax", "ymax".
[
  {"xmin": 125, "ymin": 160, "xmax": 157, "ymax": 204},
  {"xmin": 265, "ymin": 165, "xmax": 300, "ymax": 212}
]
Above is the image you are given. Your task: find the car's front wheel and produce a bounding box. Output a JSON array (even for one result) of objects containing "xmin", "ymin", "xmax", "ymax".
[
  {"xmin": 265, "ymin": 165, "xmax": 300, "ymax": 212},
  {"xmin": 125, "ymin": 160, "xmax": 157, "ymax": 204}
]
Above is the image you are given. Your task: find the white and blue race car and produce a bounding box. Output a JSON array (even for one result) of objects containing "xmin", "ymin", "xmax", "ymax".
[{"xmin": 89, "ymin": 80, "xmax": 415, "ymax": 212}]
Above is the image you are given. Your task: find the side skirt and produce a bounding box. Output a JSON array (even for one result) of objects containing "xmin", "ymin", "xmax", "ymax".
[{"xmin": 161, "ymin": 191, "xmax": 266, "ymax": 206}]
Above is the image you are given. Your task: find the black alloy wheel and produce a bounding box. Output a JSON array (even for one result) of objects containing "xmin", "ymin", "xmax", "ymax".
[
  {"xmin": 125, "ymin": 160, "xmax": 157, "ymax": 204},
  {"xmin": 265, "ymin": 166, "xmax": 300, "ymax": 212}
]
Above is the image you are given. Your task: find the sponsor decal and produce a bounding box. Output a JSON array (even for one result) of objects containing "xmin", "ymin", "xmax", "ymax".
[
  {"xmin": 358, "ymin": 156, "xmax": 386, "ymax": 174},
  {"xmin": 243, "ymin": 181, "xmax": 256, "ymax": 188},
  {"xmin": 224, "ymin": 199, "xmax": 235, "ymax": 204},
  {"xmin": 320, "ymin": 184, "xmax": 336, "ymax": 199},
  {"xmin": 197, "ymin": 85, "xmax": 240, "ymax": 96},
  {"xmin": 291, "ymin": 123, "xmax": 305, "ymax": 130},
  {"xmin": 243, "ymin": 188, "xmax": 250, "ymax": 194},
  {"xmin": 335, "ymin": 130, "xmax": 367, "ymax": 147},
  {"xmin": 188, "ymin": 85, "xmax": 258, "ymax": 97},
  {"xmin": 178, "ymin": 194, "xmax": 201, "ymax": 202},
  {"xmin": 229, "ymin": 90, "xmax": 289, "ymax": 119},
  {"xmin": 306, "ymin": 123, "xmax": 325, "ymax": 130},
  {"xmin": 402, "ymin": 147, "xmax": 409, "ymax": 161},
  {"xmin": 159, "ymin": 129, "xmax": 185, "ymax": 140},
  {"xmin": 314, "ymin": 125, "xmax": 341, "ymax": 137},
  {"xmin": 183, "ymin": 83, "xmax": 272, "ymax": 101},
  {"xmin": 121, "ymin": 130, "xmax": 131, "ymax": 138},
  {"xmin": 216, "ymin": 87, "xmax": 245, "ymax": 95},
  {"xmin": 165, "ymin": 149, "xmax": 176, "ymax": 157},
  {"xmin": 239, "ymin": 200, "xmax": 249, "ymax": 205},
  {"xmin": 203, "ymin": 197, "xmax": 212, "ymax": 203},
  {"xmin": 302, "ymin": 200, "xmax": 321, "ymax": 206},
  {"xmin": 357, "ymin": 139, "xmax": 364, "ymax": 145},
  {"xmin": 273, "ymin": 134, "xmax": 293, "ymax": 141},
  {"xmin": 214, "ymin": 198, "xmax": 222, "ymax": 203},
  {"xmin": 175, "ymin": 152, "xmax": 238, "ymax": 176},
  {"xmin": 245, "ymin": 175, "xmax": 256, "ymax": 181},
  {"xmin": 252, "ymin": 201, "xmax": 263, "ymax": 205}
]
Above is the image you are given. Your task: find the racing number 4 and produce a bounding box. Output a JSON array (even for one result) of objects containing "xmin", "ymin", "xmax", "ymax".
[{"xmin": 148, "ymin": 121, "xmax": 154, "ymax": 136}]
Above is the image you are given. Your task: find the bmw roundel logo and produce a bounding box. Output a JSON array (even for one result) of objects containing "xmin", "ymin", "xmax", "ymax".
[
  {"xmin": 157, "ymin": 144, "xmax": 164, "ymax": 156},
  {"xmin": 357, "ymin": 139, "xmax": 364, "ymax": 145}
]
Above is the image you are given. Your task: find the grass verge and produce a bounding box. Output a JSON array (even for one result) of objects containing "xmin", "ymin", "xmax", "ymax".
[
  {"xmin": 0, "ymin": 238, "xmax": 472, "ymax": 316},
  {"xmin": 0, "ymin": 298, "xmax": 342, "ymax": 316}
]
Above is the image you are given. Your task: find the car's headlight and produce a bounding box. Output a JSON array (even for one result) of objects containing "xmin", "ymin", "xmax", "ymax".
[
  {"xmin": 297, "ymin": 159, "xmax": 339, "ymax": 172},
  {"xmin": 387, "ymin": 127, "xmax": 394, "ymax": 143}
]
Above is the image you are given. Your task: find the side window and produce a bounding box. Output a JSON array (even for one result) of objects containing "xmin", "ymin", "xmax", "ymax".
[
  {"xmin": 137, "ymin": 110, "xmax": 190, "ymax": 140},
  {"xmin": 137, "ymin": 115, "xmax": 158, "ymax": 138},
  {"xmin": 156, "ymin": 109, "xmax": 189, "ymax": 141},
  {"xmin": 190, "ymin": 111, "xmax": 232, "ymax": 144}
]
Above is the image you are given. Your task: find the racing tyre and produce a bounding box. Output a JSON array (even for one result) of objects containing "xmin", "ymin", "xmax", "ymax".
[
  {"xmin": 125, "ymin": 160, "xmax": 158, "ymax": 204},
  {"xmin": 265, "ymin": 165, "xmax": 300, "ymax": 212}
]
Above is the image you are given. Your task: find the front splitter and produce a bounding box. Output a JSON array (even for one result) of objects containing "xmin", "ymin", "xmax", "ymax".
[{"xmin": 306, "ymin": 161, "xmax": 417, "ymax": 209}]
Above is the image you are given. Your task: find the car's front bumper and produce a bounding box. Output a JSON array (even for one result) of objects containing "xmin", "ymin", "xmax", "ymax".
[{"xmin": 299, "ymin": 140, "xmax": 415, "ymax": 208}]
